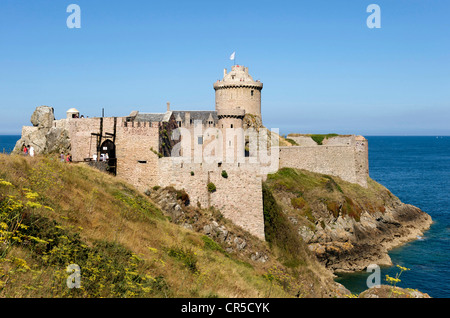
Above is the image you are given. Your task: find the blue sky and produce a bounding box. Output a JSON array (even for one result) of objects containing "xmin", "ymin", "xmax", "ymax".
[{"xmin": 0, "ymin": 0, "xmax": 449, "ymax": 135}]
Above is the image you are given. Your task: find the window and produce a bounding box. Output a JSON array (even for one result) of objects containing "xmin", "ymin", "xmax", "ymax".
[
  {"xmin": 230, "ymin": 124, "xmax": 233, "ymax": 128},
  {"xmin": 251, "ymin": 90, "xmax": 254, "ymax": 96},
  {"xmin": 198, "ymin": 136, "xmax": 203, "ymax": 145}
]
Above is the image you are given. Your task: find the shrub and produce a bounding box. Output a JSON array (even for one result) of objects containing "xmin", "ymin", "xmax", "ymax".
[
  {"xmin": 207, "ymin": 182, "xmax": 216, "ymax": 193},
  {"xmin": 167, "ymin": 246, "xmax": 198, "ymax": 273},
  {"xmin": 152, "ymin": 185, "xmax": 161, "ymax": 191},
  {"xmin": 291, "ymin": 197, "xmax": 306, "ymax": 210},
  {"xmin": 310, "ymin": 134, "xmax": 339, "ymax": 145},
  {"xmin": 190, "ymin": 171, "xmax": 195, "ymax": 176},
  {"xmin": 342, "ymin": 196, "xmax": 362, "ymax": 222},
  {"xmin": 201, "ymin": 235, "xmax": 225, "ymax": 253},
  {"xmin": 262, "ymin": 183, "xmax": 304, "ymax": 268},
  {"xmin": 285, "ymin": 138, "xmax": 298, "ymax": 146},
  {"xmin": 323, "ymin": 175, "xmax": 343, "ymax": 193},
  {"xmin": 176, "ymin": 189, "xmax": 190, "ymax": 206},
  {"xmin": 221, "ymin": 170, "xmax": 228, "ymax": 179},
  {"xmin": 326, "ymin": 201, "xmax": 340, "ymax": 218}
]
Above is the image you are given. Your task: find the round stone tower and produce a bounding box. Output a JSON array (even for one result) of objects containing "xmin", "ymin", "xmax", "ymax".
[{"xmin": 213, "ymin": 65, "xmax": 263, "ymax": 119}]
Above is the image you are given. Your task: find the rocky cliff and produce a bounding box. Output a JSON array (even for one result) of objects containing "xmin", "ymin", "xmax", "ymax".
[
  {"xmin": 13, "ymin": 106, "xmax": 71, "ymax": 155},
  {"xmin": 263, "ymin": 168, "xmax": 432, "ymax": 273}
]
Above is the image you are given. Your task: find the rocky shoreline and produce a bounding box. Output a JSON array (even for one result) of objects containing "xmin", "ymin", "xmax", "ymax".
[
  {"xmin": 306, "ymin": 199, "xmax": 432, "ymax": 273},
  {"xmin": 263, "ymin": 168, "xmax": 434, "ymax": 275}
]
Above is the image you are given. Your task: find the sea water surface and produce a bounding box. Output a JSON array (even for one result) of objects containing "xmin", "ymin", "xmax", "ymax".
[
  {"xmin": 335, "ymin": 136, "xmax": 450, "ymax": 298},
  {"xmin": 1, "ymin": 135, "xmax": 448, "ymax": 297},
  {"xmin": 0, "ymin": 135, "xmax": 20, "ymax": 154}
]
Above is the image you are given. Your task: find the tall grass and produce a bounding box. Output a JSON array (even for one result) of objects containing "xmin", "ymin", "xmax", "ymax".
[{"xmin": 0, "ymin": 154, "xmax": 297, "ymax": 298}]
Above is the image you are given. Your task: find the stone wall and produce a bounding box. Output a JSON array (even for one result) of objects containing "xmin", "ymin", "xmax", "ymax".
[
  {"xmin": 279, "ymin": 135, "xmax": 369, "ymax": 187},
  {"xmin": 215, "ymin": 86, "xmax": 261, "ymax": 118},
  {"xmin": 65, "ymin": 117, "xmax": 161, "ymax": 192},
  {"xmin": 115, "ymin": 121, "xmax": 160, "ymax": 191},
  {"xmin": 158, "ymin": 159, "xmax": 265, "ymax": 240}
]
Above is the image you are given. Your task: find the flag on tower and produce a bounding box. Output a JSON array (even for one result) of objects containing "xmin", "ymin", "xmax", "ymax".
[{"xmin": 229, "ymin": 52, "xmax": 235, "ymax": 61}]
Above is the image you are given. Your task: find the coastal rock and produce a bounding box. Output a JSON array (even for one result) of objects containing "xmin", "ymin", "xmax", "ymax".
[
  {"xmin": 45, "ymin": 128, "xmax": 71, "ymax": 153},
  {"xmin": 13, "ymin": 106, "xmax": 70, "ymax": 155},
  {"xmin": 150, "ymin": 187, "xmax": 272, "ymax": 266},
  {"xmin": 359, "ymin": 285, "xmax": 431, "ymax": 298},
  {"xmin": 308, "ymin": 202, "xmax": 432, "ymax": 272},
  {"xmin": 30, "ymin": 106, "xmax": 55, "ymax": 128}
]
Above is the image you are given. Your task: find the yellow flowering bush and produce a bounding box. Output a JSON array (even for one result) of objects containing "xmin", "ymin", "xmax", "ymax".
[
  {"xmin": 385, "ymin": 264, "xmax": 410, "ymax": 298},
  {"xmin": 263, "ymin": 265, "xmax": 303, "ymax": 297}
]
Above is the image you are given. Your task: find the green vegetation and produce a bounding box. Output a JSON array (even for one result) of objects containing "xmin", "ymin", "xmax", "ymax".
[
  {"xmin": 0, "ymin": 154, "xmax": 299, "ymax": 298},
  {"xmin": 262, "ymin": 183, "xmax": 307, "ymax": 268},
  {"xmin": 150, "ymin": 147, "xmax": 163, "ymax": 158},
  {"xmin": 284, "ymin": 138, "xmax": 298, "ymax": 146},
  {"xmin": 265, "ymin": 167, "xmax": 392, "ymax": 223},
  {"xmin": 221, "ymin": 170, "xmax": 228, "ymax": 179},
  {"xmin": 309, "ymin": 134, "xmax": 339, "ymax": 145},
  {"xmin": 287, "ymin": 133, "xmax": 340, "ymax": 145},
  {"xmin": 0, "ymin": 155, "xmax": 355, "ymax": 298},
  {"xmin": 207, "ymin": 182, "xmax": 216, "ymax": 193},
  {"xmin": 201, "ymin": 235, "xmax": 225, "ymax": 253},
  {"xmin": 167, "ymin": 246, "xmax": 198, "ymax": 274}
]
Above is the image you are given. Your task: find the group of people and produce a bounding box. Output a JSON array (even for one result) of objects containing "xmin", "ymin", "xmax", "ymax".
[
  {"xmin": 60, "ymin": 152, "xmax": 72, "ymax": 163},
  {"xmin": 21, "ymin": 144, "xmax": 72, "ymax": 163},
  {"xmin": 92, "ymin": 153, "xmax": 109, "ymax": 162},
  {"xmin": 22, "ymin": 144, "xmax": 35, "ymax": 157}
]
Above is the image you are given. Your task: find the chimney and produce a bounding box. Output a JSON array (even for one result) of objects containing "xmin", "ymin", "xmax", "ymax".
[
  {"xmin": 167, "ymin": 102, "xmax": 170, "ymax": 112},
  {"xmin": 185, "ymin": 112, "xmax": 191, "ymax": 127},
  {"xmin": 223, "ymin": 68, "xmax": 227, "ymax": 78}
]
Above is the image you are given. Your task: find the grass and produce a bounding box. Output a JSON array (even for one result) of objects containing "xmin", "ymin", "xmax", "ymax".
[
  {"xmin": 265, "ymin": 167, "xmax": 393, "ymax": 224},
  {"xmin": 287, "ymin": 133, "xmax": 340, "ymax": 145},
  {"xmin": 309, "ymin": 134, "xmax": 339, "ymax": 145},
  {"xmin": 262, "ymin": 183, "xmax": 309, "ymax": 268},
  {"xmin": 0, "ymin": 155, "xmax": 355, "ymax": 298},
  {"xmin": 0, "ymin": 154, "xmax": 297, "ymax": 298}
]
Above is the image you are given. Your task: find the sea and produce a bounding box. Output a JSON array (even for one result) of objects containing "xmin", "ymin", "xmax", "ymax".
[
  {"xmin": 0, "ymin": 135, "xmax": 448, "ymax": 297},
  {"xmin": 335, "ymin": 136, "xmax": 450, "ymax": 298},
  {"xmin": 0, "ymin": 135, "xmax": 20, "ymax": 154}
]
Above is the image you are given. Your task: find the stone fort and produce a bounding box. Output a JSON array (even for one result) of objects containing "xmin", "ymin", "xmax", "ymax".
[{"xmin": 15, "ymin": 65, "xmax": 369, "ymax": 240}]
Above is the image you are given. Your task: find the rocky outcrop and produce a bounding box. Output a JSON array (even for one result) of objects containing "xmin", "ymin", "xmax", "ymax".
[
  {"xmin": 305, "ymin": 200, "xmax": 432, "ymax": 273},
  {"xmin": 264, "ymin": 168, "xmax": 433, "ymax": 274},
  {"xmin": 148, "ymin": 186, "xmax": 353, "ymax": 298},
  {"xmin": 30, "ymin": 106, "xmax": 55, "ymax": 128},
  {"xmin": 148, "ymin": 187, "xmax": 271, "ymax": 263},
  {"xmin": 358, "ymin": 285, "xmax": 430, "ymax": 298},
  {"xmin": 13, "ymin": 106, "xmax": 71, "ymax": 155}
]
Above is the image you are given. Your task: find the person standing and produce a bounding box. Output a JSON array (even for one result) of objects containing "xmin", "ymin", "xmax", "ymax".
[
  {"xmin": 29, "ymin": 145, "xmax": 35, "ymax": 157},
  {"xmin": 23, "ymin": 145, "xmax": 28, "ymax": 156}
]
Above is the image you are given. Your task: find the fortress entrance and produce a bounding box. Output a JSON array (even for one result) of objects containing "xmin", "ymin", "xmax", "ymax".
[{"xmin": 100, "ymin": 139, "xmax": 117, "ymax": 175}]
